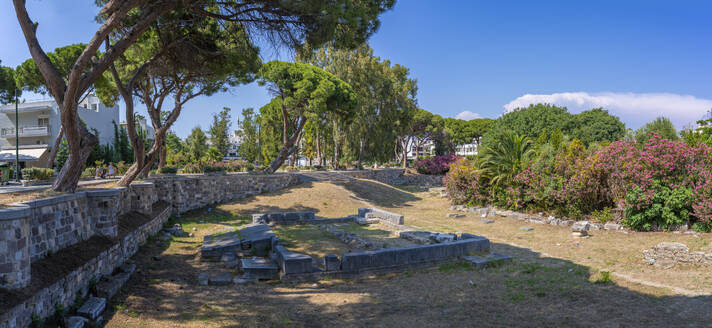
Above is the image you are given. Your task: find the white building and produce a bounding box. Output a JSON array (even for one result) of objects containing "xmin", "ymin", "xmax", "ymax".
[
  {"xmin": 0, "ymin": 95, "xmax": 120, "ymax": 168},
  {"xmin": 455, "ymin": 142, "xmax": 478, "ymax": 156},
  {"xmin": 224, "ymin": 130, "xmax": 242, "ymax": 159},
  {"xmin": 406, "ymin": 139, "xmax": 435, "ymax": 159},
  {"xmin": 120, "ymin": 116, "xmax": 155, "ymax": 141}
]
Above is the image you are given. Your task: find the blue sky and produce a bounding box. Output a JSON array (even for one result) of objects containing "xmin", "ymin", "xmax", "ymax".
[{"xmin": 1, "ymin": 0, "xmax": 711, "ymax": 137}]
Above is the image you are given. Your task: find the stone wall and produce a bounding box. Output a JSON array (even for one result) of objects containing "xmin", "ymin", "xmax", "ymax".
[
  {"xmin": 149, "ymin": 173, "xmax": 300, "ymax": 214},
  {"xmin": 0, "ymin": 207, "xmax": 30, "ymax": 290},
  {"xmin": 0, "ymin": 204, "xmax": 171, "ymax": 328},
  {"xmin": 340, "ymin": 169, "xmax": 444, "ymax": 186},
  {"xmin": 339, "ymin": 236, "xmax": 490, "ymax": 273},
  {"xmin": 1, "ymin": 173, "xmax": 300, "ymax": 327}
]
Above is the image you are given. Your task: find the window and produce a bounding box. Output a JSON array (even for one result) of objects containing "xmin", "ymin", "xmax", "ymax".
[
  {"xmin": 38, "ymin": 118, "xmax": 49, "ymax": 126},
  {"xmin": 91, "ymin": 103, "xmax": 98, "ymax": 111}
]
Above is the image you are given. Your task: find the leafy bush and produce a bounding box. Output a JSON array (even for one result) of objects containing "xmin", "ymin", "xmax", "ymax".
[
  {"xmin": 21, "ymin": 167, "xmax": 55, "ymax": 180},
  {"xmin": 225, "ymin": 160, "xmax": 249, "ymax": 172},
  {"xmin": 623, "ymin": 182, "xmax": 692, "ymax": 231},
  {"xmin": 444, "ymin": 132, "xmax": 712, "ymax": 230},
  {"xmin": 180, "ymin": 162, "xmax": 203, "ymax": 174},
  {"xmin": 591, "ymin": 207, "xmax": 614, "ymax": 224},
  {"xmin": 414, "ymin": 154, "xmax": 459, "ymax": 175},
  {"xmin": 203, "ymin": 161, "xmax": 227, "ymax": 173},
  {"xmin": 443, "ymin": 158, "xmax": 489, "ymax": 206},
  {"xmin": 158, "ymin": 166, "xmax": 178, "ymax": 174},
  {"xmin": 81, "ymin": 167, "xmax": 96, "ymax": 178}
]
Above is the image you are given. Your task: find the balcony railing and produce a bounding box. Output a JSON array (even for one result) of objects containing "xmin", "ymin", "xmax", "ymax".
[{"xmin": 1, "ymin": 125, "xmax": 50, "ymax": 138}]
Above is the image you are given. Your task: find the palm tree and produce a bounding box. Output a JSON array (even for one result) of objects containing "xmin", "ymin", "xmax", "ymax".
[{"xmin": 479, "ymin": 132, "xmax": 534, "ymax": 186}]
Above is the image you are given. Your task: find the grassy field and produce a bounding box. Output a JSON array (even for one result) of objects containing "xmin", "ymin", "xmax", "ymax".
[{"xmin": 103, "ymin": 179, "xmax": 712, "ymax": 327}]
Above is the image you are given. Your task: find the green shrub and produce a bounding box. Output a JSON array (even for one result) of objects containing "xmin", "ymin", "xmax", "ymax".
[
  {"xmin": 591, "ymin": 207, "xmax": 614, "ymax": 224},
  {"xmin": 81, "ymin": 167, "xmax": 96, "ymax": 178},
  {"xmin": 623, "ymin": 182, "xmax": 692, "ymax": 231},
  {"xmin": 203, "ymin": 164, "xmax": 227, "ymax": 173},
  {"xmin": 21, "ymin": 167, "xmax": 55, "ymax": 180},
  {"xmin": 180, "ymin": 162, "xmax": 203, "ymax": 174},
  {"xmin": 158, "ymin": 166, "xmax": 178, "ymax": 174}
]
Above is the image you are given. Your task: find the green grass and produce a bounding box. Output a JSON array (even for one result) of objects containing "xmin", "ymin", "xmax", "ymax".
[
  {"xmin": 595, "ymin": 271, "xmax": 613, "ymax": 284},
  {"xmin": 438, "ymin": 261, "xmax": 471, "ymax": 272}
]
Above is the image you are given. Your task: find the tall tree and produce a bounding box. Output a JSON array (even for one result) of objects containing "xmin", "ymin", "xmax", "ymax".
[
  {"xmin": 237, "ymin": 107, "xmax": 260, "ymax": 162},
  {"xmin": 186, "ymin": 127, "xmax": 208, "ymax": 162},
  {"xmin": 302, "ymin": 44, "xmax": 418, "ymax": 169},
  {"xmin": 257, "ymin": 61, "xmax": 357, "ymax": 173},
  {"xmin": 13, "ymin": 0, "xmax": 395, "ymax": 191},
  {"xmin": 397, "ymin": 108, "xmax": 441, "ymax": 167},
  {"xmin": 571, "ymin": 108, "xmax": 626, "ymax": 145},
  {"xmin": 0, "ymin": 61, "xmax": 16, "ymax": 105},
  {"xmin": 635, "ymin": 116, "xmax": 678, "ymax": 144},
  {"xmin": 208, "ymin": 107, "xmax": 232, "ymax": 156}
]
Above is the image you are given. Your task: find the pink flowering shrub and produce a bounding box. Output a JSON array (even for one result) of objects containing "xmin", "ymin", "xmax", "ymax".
[
  {"xmin": 415, "ymin": 154, "xmax": 459, "ymax": 175},
  {"xmin": 444, "ymin": 133, "xmax": 712, "ymax": 231},
  {"xmin": 443, "ymin": 158, "xmax": 489, "ymax": 206}
]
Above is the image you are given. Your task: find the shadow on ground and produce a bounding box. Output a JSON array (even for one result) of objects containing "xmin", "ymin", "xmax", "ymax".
[
  {"xmin": 334, "ymin": 180, "xmax": 421, "ymax": 208},
  {"xmin": 102, "ymin": 230, "xmax": 712, "ymax": 328}
]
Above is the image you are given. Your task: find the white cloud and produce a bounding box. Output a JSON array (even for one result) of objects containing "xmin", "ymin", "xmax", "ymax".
[
  {"xmin": 503, "ymin": 92, "xmax": 712, "ymax": 129},
  {"xmin": 455, "ymin": 110, "xmax": 481, "ymax": 120}
]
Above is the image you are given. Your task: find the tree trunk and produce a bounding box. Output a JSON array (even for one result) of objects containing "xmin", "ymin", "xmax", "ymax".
[
  {"xmin": 265, "ymin": 118, "xmax": 306, "ymax": 174},
  {"xmin": 401, "ymin": 136, "xmax": 411, "ymax": 169},
  {"xmin": 332, "ymin": 120, "xmax": 340, "ymax": 170},
  {"xmin": 52, "ymin": 122, "xmax": 97, "ymax": 192},
  {"xmin": 158, "ymin": 140, "xmax": 167, "ymax": 169},
  {"xmin": 47, "ymin": 125, "xmax": 64, "ymax": 168},
  {"xmin": 315, "ymin": 129, "xmax": 321, "ymax": 166},
  {"xmin": 357, "ymin": 138, "xmax": 365, "ymax": 170}
]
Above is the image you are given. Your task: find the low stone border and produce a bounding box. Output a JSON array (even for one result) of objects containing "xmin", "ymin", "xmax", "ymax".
[{"xmin": 449, "ymin": 205, "xmax": 629, "ymax": 231}]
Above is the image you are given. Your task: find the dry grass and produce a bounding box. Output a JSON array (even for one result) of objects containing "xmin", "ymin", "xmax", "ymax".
[
  {"xmin": 102, "ymin": 179, "xmax": 712, "ymax": 327},
  {"xmin": 0, "ymin": 180, "xmax": 123, "ymax": 205}
]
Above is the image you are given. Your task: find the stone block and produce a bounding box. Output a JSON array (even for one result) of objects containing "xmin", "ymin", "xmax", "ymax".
[
  {"xmin": 272, "ymin": 245, "xmax": 313, "ymax": 274},
  {"xmin": 604, "ymin": 223, "xmax": 622, "ymax": 230},
  {"xmin": 198, "ymin": 271, "xmax": 209, "ymax": 286},
  {"xmin": 571, "ymin": 221, "xmax": 590, "ymax": 232},
  {"xmin": 209, "ymin": 272, "xmax": 233, "ymax": 286},
  {"xmin": 66, "ymin": 316, "xmax": 89, "ymax": 328},
  {"xmin": 358, "ymin": 208, "xmax": 404, "ymax": 225},
  {"xmin": 324, "ymin": 254, "xmax": 340, "ymax": 271},
  {"xmin": 429, "ymin": 233, "xmax": 456, "ymax": 243},
  {"xmin": 241, "ymin": 257, "xmax": 279, "ymax": 280},
  {"xmin": 446, "ymin": 213, "xmax": 465, "ymax": 218},
  {"xmin": 480, "ymin": 219, "xmax": 494, "ymax": 224},
  {"xmin": 77, "ymin": 296, "xmax": 106, "ymax": 320},
  {"xmin": 520, "ymin": 226, "xmax": 534, "ymax": 231}
]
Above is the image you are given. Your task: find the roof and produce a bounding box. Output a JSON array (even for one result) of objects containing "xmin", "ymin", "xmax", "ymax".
[{"xmin": 0, "ymin": 148, "xmax": 48, "ymax": 161}]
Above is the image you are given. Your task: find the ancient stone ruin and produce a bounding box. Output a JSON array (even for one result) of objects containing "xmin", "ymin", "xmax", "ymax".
[{"xmin": 199, "ymin": 208, "xmax": 510, "ymax": 284}]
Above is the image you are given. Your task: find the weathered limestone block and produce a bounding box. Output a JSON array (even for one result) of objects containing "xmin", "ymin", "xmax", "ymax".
[
  {"xmin": 77, "ymin": 296, "xmax": 106, "ymax": 320},
  {"xmin": 272, "ymin": 245, "xmax": 313, "ymax": 274},
  {"xmin": 358, "ymin": 208, "xmax": 404, "ymax": 225},
  {"xmin": 324, "ymin": 254, "xmax": 340, "ymax": 271},
  {"xmin": 86, "ymin": 189, "xmax": 123, "ymax": 238},
  {"xmin": 241, "ymin": 257, "xmax": 279, "ymax": 280},
  {"xmin": 128, "ymin": 183, "xmax": 155, "ymax": 215}
]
